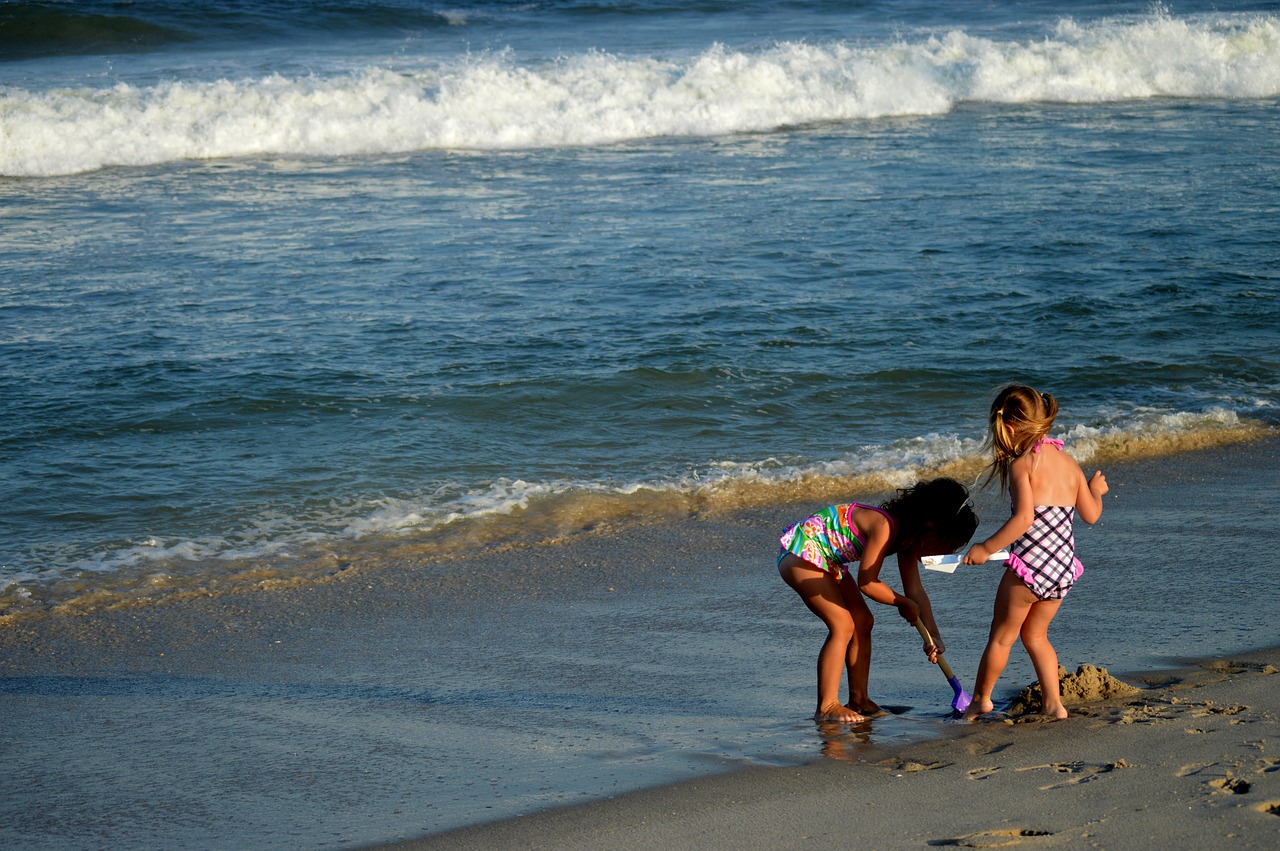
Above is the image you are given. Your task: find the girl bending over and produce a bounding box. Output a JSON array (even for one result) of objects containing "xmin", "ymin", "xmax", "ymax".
[{"xmin": 778, "ymin": 478, "xmax": 979, "ymax": 722}]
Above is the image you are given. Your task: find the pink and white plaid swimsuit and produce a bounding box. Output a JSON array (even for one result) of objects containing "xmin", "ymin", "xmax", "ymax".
[
  {"xmin": 1004, "ymin": 438, "xmax": 1083, "ymax": 600},
  {"xmin": 1005, "ymin": 505, "xmax": 1083, "ymax": 600}
]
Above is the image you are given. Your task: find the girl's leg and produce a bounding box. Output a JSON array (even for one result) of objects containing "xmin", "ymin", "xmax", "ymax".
[
  {"xmin": 835, "ymin": 576, "xmax": 880, "ymax": 715},
  {"xmin": 1021, "ymin": 598, "xmax": 1067, "ymax": 718},
  {"xmin": 778, "ymin": 554, "xmax": 864, "ymax": 722},
  {"xmin": 963, "ymin": 571, "xmax": 1037, "ymax": 720}
]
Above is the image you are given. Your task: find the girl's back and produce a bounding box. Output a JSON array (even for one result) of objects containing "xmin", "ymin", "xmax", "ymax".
[{"xmin": 1020, "ymin": 441, "xmax": 1102, "ymax": 524}]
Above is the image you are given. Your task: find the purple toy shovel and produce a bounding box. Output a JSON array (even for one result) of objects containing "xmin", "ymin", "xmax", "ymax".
[{"xmin": 915, "ymin": 622, "xmax": 972, "ymax": 714}]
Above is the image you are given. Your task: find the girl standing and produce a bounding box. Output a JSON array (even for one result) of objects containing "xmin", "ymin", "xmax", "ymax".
[{"xmin": 962, "ymin": 385, "xmax": 1109, "ymax": 720}]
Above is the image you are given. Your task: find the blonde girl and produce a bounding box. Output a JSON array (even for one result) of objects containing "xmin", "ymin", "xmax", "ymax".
[{"xmin": 962, "ymin": 385, "xmax": 1108, "ymax": 720}]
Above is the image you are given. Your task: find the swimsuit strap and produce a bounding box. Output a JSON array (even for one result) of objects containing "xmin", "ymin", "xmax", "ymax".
[
  {"xmin": 847, "ymin": 503, "xmax": 896, "ymax": 539},
  {"xmin": 1032, "ymin": 436, "xmax": 1064, "ymax": 454}
]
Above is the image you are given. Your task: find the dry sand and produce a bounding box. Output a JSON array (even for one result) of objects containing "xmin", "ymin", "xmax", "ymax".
[{"xmin": 378, "ymin": 648, "xmax": 1280, "ymax": 849}]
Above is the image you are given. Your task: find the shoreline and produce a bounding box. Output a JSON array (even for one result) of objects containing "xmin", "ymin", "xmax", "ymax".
[
  {"xmin": 1, "ymin": 419, "xmax": 1268, "ymax": 626},
  {"xmin": 1, "ymin": 436, "xmax": 1277, "ymax": 850},
  {"xmin": 377, "ymin": 646, "xmax": 1280, "ymax": 849}
]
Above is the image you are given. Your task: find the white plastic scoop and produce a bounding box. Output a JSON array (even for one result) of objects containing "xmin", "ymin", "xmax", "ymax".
[{"xmin": 920, "ymin": 550, "xmax": 1010, "ymax": 574}]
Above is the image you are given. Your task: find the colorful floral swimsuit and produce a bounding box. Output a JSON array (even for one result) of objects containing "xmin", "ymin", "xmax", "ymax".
[
  {"xmin": 777, "ymin": 503, "xmax": 894, "ymax": 582},
  {"xmin": 1005, "ymin": 438, "xmax": 1084, "ymax": 600}
]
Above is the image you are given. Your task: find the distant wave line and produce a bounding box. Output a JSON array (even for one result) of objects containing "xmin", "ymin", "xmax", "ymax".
[{"xmin": 4, "ymin": 12, "xmax": 1280, "ymax": 176}]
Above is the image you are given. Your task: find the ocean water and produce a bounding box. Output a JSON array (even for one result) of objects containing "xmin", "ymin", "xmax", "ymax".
[
  {"xmin": 3, "ymin": 1, "xmax": 1280, "ymax": 847},
  {"xmin": 3, "ymin": 0, "xmax": 1278, "ymax": 618}
]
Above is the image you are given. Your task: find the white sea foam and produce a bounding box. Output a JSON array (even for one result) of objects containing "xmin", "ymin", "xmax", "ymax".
[
  {"xmin": 1064, "ymin": 406, "xmax": 1252, "ymax": 462},
  {"xmin": 3, "ymin": 12, "xmax": 1278, "ymax": 176}
]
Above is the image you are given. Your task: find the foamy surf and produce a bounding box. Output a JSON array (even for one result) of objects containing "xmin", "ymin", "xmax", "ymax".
[
  {"xmin": 4, "ymin": 11, "xmax": 1280, "ymax": 177},
  {"xmin": 0, "ymin": 410, "xmax": 1267, "ymax": 624}
]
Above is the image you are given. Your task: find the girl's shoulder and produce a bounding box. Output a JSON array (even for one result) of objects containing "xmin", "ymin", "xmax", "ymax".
[
  {"xmin": 845, "ymin": 502, "xmax": 885, "ymax": 519},
  {"xmin": 846, "ymin": 503, "xmax": 893, "ymax": 532}
]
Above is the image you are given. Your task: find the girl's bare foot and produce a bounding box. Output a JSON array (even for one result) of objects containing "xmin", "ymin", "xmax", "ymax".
[
  {"xmin": 815, "ymin": 702, "xmax": 865, "ymax": 723},
  {"xmin": 962, "ymin": 698, "xmax": 995, "ymax": 722},
  {"xmin": 850, "ymin": 699, "xmax": 885, "ymax": 717},
  {"xmin": 1041, "ymin": 703, "xmax": 1069, "ymax": 720}
]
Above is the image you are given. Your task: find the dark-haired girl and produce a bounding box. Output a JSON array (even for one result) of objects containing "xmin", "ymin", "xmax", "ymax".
[{"xmin": 778, "ymin": 478, "xmax": 979, "ymax": 722}]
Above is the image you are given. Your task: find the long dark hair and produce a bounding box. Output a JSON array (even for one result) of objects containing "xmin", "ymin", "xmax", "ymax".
[{"xmin": 881, "ymin": 477, "xmax": 979, "ymax": 553}]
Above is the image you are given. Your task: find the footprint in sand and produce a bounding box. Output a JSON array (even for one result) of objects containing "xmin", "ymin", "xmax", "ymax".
[
  {"xmin": 1118, "ymin": 702, "xmax": 1177, "ymax": 724},
  {"xmin": 1255, "ymin": 800, "xmax": 1280, "ymax": 817},
  {"xmin": 877, "ymin": 758, "xmax": 951, "ymax": 772},
  {"xmin": 965, "ymin": 741, "xmax": 1014, "ymax": 756},
  {"xmin": 1210, "ymin": 776, "xmax": 1252, "ymax": 795},
  {"xmin": 1176, "ymin": 761, "xmax": 1219, "ymax": 777},
  {"xmin": 927, "ymin": 828, "xmax": 1054, "ymax": 848},
  {"xmin": 1190, "ymin": 702, "xmax": 1248, "ymax": 717},
  {"xmin": 967, "ymin": 766, "xmax": 1001, "ymax": 780},
  {"xmin": 1016, "ymin": 760, "xmax": 1128, "ymax": 790}
]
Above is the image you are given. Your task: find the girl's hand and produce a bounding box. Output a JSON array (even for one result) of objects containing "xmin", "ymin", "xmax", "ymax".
[
  {"xmin": 923, "ymin": 640, "xmax": 944, "ymax": 664},
  {"xmin": 1090, "ymin": 470, "xmax": 1109, "ymax": 497},
  {"xmin": 962, "ymin": 543, "xmax": 990, "ymax": 565}
]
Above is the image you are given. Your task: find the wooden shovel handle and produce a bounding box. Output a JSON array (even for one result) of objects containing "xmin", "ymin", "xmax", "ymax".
[{"xmin": 914, "ymin": 621, "xmax": 957, "ymax": 680}]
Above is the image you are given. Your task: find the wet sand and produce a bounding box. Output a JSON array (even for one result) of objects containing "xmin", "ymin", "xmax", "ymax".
[{"xmin": 381, "ymin": 649, "xmax": 1280, "ymax": 850}]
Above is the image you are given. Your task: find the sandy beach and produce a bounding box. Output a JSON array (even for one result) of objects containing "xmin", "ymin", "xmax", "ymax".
[
  {"xmin": 2, "ymin": 436, "xmax": 1278, "ymax": 850},
  {"xmin": 384, "ymin": 648, "xmax": 1280, "ymax": 850}
]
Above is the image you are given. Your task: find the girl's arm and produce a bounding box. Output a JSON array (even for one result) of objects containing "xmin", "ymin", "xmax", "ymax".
[
  {"xmin": 1076, "ymin": 466, "xmax": 1108, "ymax": 524},
  {"xmin": 855, "ymin": 516, "xmax": 921, "ymax": 625},
  {"xmin": 964, "ymin": 461, "xmax": 1036, "ymax": 563},
  {"xmin": 897, "ymin": 552, "xmax": 944, "ymax": 660}
]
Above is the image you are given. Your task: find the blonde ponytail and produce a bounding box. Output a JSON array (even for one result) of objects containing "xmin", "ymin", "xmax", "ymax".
[{"xmin": 982, "ymin": 385, "xmax": 1057, "ymax": 492}]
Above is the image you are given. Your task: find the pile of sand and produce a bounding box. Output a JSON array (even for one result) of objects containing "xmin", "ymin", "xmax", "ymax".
[{"xmin": 1007, "ymin": 663, "xmax": 1141, "ymax": 715}]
